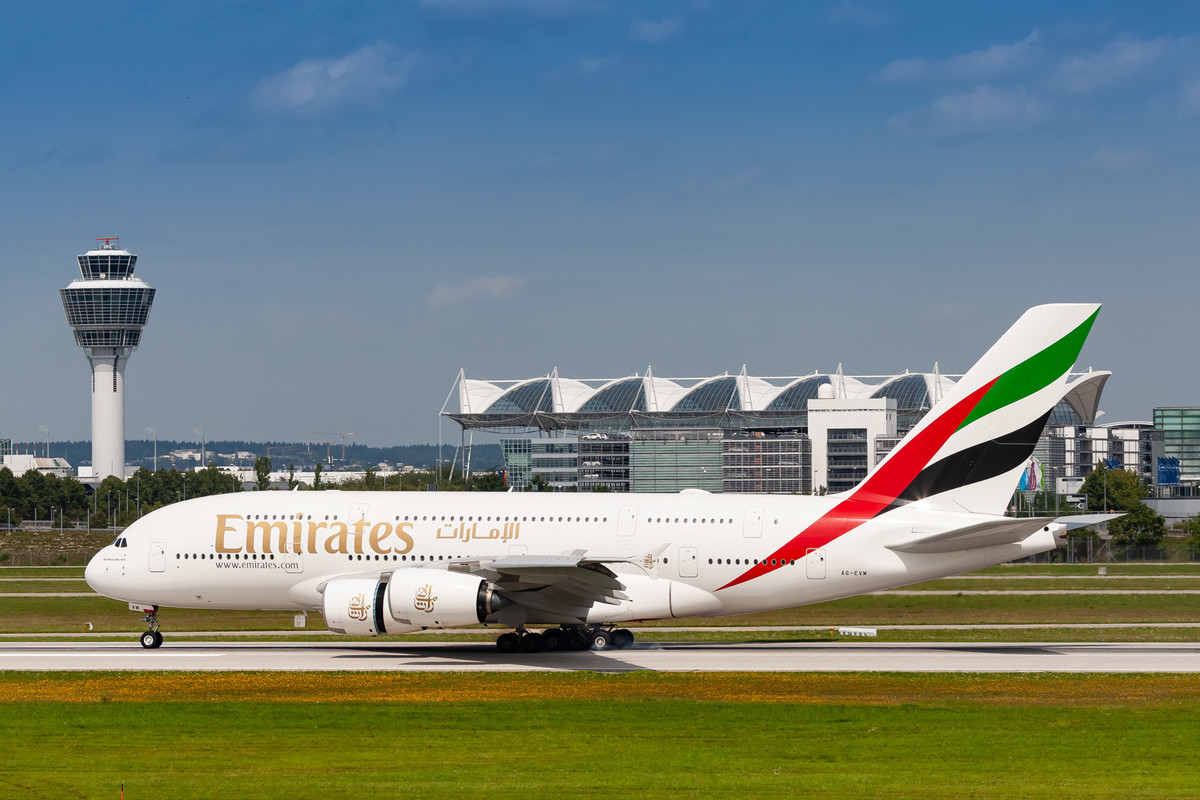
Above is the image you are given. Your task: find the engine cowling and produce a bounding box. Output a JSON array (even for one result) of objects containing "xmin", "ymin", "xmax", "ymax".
[
  {"xmin": 387, "ymin": 569, "xmax": 505, "ymax": 628},
  {"xmin": 323, "ymin": 577, "xmax": 421, "ymax": 636}
]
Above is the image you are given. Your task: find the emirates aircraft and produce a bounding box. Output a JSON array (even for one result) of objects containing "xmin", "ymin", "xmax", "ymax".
[{"xmin": 87, "ymin": 303, "xmax": 1103, "ymax": 653}]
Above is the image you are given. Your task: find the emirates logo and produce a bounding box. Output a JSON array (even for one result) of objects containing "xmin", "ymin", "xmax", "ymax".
[
  {"xmin": 413, "ymin": 583, "xmax": 437, "ymax": 613},
  {"xmin": 347, "ymin": 592, "xmax": 369, "ymax": 622}
]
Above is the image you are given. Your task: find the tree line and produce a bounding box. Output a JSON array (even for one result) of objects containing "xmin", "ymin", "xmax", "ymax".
[
  {"xmin": 0, "ymin": 458, "xmax": 510, "ymax": 530},
  {"xmin": 3, "ymin": 459, "xmax": 1198, "ymax": 546}
]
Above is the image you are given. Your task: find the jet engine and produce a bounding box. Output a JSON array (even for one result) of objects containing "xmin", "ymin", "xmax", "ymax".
[
  {"xmin": 387, "ymin": 569, "xmax": 507, "ymax": 628},
  {"xmin": 322, "ymin": 577, "xmax": 421, "ymax": 636}
]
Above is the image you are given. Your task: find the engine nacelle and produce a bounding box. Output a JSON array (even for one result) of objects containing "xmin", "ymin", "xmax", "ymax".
[
  {"xmin": 323, "ymin": 577, "xmax": 421, "ymax": 636},
  {"xmin": 387, "ymin": 569, "xmax": 504, "ymax": 629}
]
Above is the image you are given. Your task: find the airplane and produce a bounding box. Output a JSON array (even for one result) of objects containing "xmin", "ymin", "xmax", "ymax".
[{"xmin": 87, "ymin": 303, "xmax": 1102, "ymax": 653}]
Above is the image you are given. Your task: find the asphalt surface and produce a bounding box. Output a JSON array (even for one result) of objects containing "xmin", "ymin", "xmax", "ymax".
[{"xmin": 2, "ymin": 640, "xmax": 1198, "ymax": 672}]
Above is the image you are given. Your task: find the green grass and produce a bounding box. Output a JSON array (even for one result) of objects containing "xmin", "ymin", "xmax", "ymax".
[
  {"xmin": 907, "ymin": 577, "xmax": 1200, "ymax": 590},
  {"xmin": 0, "ymin": 567, "xmax": 86, "ymax": 578},
  {"xmin": 0, "ymin": 580, "xmax": 92, "ymax": 593},
  {"xmin": 977, "ymin": 563, "xmax": 1200, "ymax": 575},
  {"xmin": 2, "ymin": 673, "xmax": 1198, "ymax": 799},
  {"xmin": 4, "ymin": 583, "xmax": 1200, "ymax": 634}
]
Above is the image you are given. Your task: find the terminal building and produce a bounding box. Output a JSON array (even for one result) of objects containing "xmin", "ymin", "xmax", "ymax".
[{"xmin": 442, "ymin": 366, "xmax": 1115, "ymax": 495}]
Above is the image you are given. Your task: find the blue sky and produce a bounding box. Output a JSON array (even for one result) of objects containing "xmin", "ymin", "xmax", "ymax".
[{"xmin": 2, "ymin": 1, "xmax": 1198, "ymax": 447}]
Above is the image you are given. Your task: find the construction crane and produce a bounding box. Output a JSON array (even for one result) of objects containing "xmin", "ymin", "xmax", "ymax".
[
  {"xmin": 309, "ymin": 439, "xmax": 336, "ymax": 465},
  {"xmin": 339, "ymin": 432, "xmax": 356, "ymax": 462}
]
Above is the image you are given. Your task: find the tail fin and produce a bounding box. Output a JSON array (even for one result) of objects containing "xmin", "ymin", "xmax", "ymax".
[{"xmin": 851, "ymin": 303, "xmax": 1101, "ymax": 516}]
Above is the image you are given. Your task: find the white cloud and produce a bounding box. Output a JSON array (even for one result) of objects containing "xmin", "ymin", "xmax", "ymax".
[
  {"xmin": 887, "ymin": 85, "xmax": 1052, "ymax": 139},
  {"xmin": 1055, "ymin": 35, "xmax": 1171, "ymax": 94},
  {"xmin": 428, "ymin": 276, "xmax": 524, "ymax": 308},
  {"xmin": 824, "ymin": 0, "xmax": 891, "ymax": 28},
  {"xmin": 253, "ymin": 43, "xmax": 421, "ymax": 113},
  {"xmin": 1093, "ymin": 147, "xmax": 1151, "ymax": 171},
  {"xmin": 630, "ymin": 18, "xmax": 681, "ymax": 44},
  {"xmin": 878, "ymin": 30, "xmax": 1041, "ymax": 85}
]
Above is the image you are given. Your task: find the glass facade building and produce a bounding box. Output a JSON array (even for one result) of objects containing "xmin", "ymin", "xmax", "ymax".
[
  {"xmin": 500, "ymin": 438, "xmax": 579, "ymax": 490},
  {"xmin": 454, "ymin": 367, "xmax": 1112, "ymax": 494},
  {"xmin": 1154, "ymin": 408, "xmax": 1200, "ymax": 483}
]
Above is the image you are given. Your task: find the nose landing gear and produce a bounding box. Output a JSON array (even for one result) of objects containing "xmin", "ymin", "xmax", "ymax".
[{"xmin": 138, "ymin": 607, "xmax": 163, "ymax": 649}]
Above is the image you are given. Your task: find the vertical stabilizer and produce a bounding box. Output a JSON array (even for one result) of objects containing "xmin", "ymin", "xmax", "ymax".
[{"xmin": 849, "ymin": 303, "xmax": 1100, "ymax": 515}]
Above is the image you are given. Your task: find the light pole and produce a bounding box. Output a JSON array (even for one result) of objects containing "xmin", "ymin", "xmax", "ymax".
[
  {"xmin": 37, "ymin": 425, "xmax": 49, "ymax": 458},
  {"xmin": 107, "ymin": 492, "xmax": 111, "ymax": 531},
  {"xmin": 147, "ymin": 427, "xmax": 157, "ymax": 472}
]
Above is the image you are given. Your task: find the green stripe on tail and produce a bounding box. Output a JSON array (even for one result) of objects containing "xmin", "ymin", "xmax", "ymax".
[{"xmin": 957, "ymin": 308, "xmax": 1099, "ymax": 431}]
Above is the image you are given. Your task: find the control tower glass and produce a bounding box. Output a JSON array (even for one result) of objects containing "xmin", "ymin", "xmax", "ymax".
[{"xmin": 60, "ymin": 238, "xmax": 156, "ymax": 481}]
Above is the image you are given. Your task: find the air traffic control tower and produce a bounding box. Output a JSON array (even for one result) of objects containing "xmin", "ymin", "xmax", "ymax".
[{"xmin": 60, "ymin": 238, "xmax": 156, "ymax": 481}]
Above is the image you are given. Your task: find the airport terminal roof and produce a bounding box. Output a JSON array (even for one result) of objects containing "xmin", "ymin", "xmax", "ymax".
[{"xmin": 442, "ymin": 367, "xmax": 1111, "ymax": 434}]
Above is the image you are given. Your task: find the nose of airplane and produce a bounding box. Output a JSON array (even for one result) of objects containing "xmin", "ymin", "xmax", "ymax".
[
  {"xmin": 85, "ymin": 548, "xmax": 117, "ymax": 597},
  {"xmin": 84, "ymin": 550, "xmax": 103, "ymax": 592}
]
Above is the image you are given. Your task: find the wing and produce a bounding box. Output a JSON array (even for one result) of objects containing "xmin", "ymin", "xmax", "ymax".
[{"xmin": 448, "ymin": 548, "xmax": 664, "ymax": 624}]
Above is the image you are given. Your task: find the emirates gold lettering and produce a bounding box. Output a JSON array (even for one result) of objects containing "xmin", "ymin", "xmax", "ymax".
[
  {"xmin": 246, "ymin": 520, "xmax": 288, "ymax": 554},
  {"xmin": 213, "ymin": 515, "xmax": 496, "ymax": 556},
  {"xmin": 324, "ymin": 521, "xmax": 350, "ymax": 555},
  {"xmin": 215, "ymin": 515, "xmax": 244, "ymax": 553}
]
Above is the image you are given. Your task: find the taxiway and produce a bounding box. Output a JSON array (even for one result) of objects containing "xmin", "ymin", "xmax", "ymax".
[{"xmin": 1, "ymin": 640, "xmax": 1197, "ymax": 672}]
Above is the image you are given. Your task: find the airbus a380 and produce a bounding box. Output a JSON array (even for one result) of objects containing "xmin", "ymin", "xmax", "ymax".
[{"xmin": 87, "ymin": 303, "xmax": 1102, "ymax": 653}]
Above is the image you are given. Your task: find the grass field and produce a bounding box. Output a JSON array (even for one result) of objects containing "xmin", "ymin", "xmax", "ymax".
[
  {"xmin": 2, "ymin": 672, "xmax": 1198, "ymax": 799},
  {"xmin": 4, "ymin": 563, "xmax": 1200, "ymax": 641}
]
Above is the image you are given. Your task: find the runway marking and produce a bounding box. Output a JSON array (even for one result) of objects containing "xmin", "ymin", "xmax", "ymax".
[{"xmin": 0, "ymin": 651, "xmax": 228, "ymax": 658}]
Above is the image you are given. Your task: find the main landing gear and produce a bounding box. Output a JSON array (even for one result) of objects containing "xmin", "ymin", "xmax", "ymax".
[
  {"xmin": 139, "ymin": 607, "xmax": 163, "ymax": 649},
  {"xmin": 495, "ymin": 625, "xmax": 634, "ymax": 653}
]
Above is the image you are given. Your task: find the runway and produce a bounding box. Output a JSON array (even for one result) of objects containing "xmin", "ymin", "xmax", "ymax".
[{"xmin": 2, "ymin": 640, "xmax": 1198, "ymax": 672}]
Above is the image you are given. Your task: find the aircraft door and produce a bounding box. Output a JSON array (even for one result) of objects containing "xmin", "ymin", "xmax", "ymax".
[
  {"xmin": 282, "ymin": 524, "xmax": 304, "ymax": 574},
  {"xmin": 149, "ymin": 542, "xmax": 167, "ymax": 573},
  {"xmin": 805, "ymin": 548, "xmax": 826, "ymax": 579},
  {"xmin": 618, "ymin": 506, "xmax": 638, "ymax": 537},
  {"xmin": 678, "ymin": 546, "xmax": 699, "ymax": 578},
  {"xmin": 743, "ymin": 507, "xmax": 764, "ymax": 538}
]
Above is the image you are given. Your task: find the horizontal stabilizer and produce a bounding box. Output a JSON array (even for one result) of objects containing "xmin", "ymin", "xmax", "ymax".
[
  {"xmin": 887, "ymin": 517, "xmax": 1058, "ymax": 554},
  {"xmin": 1055, "ymin": 513, "xmax": 1124, "ymax": 530}
]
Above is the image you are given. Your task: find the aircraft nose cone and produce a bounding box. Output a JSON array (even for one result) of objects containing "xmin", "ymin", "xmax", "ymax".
[{"xmin": 85, "ymin": 550, "xmax": 112, "ymax": 596}]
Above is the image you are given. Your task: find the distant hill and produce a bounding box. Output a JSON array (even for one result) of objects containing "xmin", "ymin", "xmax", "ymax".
[{"xmin": 15, "ymin": 441, "xmax": 504, "ymax": 473}]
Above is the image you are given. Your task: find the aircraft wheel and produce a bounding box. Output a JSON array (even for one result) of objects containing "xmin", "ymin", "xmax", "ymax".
[
  {"xmin": 542, "ymin": 629, "xmax": 563, "ymax": 651},
  {"xmin": 567, "ymin": 630, "xmax": 589, "ymax": 651},
  {"xmin": 151, "ymin": 631, "xmax": 164, "ymax": 648},
  {"xmin": 613, "ymin": 629, "xmax": 635, "ymax": 649},
  {"xmin": 140, "ymin": 631, "xmax": 159, "ymax": 649},
  {"xmin": 520, "ymin": 632, "xmax": 544, "ymax": 653},
  {"xmin": 589, "ymin": 629, "xmax": 610, "ymax": 651},
  {"xmin": 496, "ymin": 632, "xmax": 520, "ymax": 653}
]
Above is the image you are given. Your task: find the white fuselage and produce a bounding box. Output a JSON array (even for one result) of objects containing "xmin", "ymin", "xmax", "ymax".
[{"xmin": 85, "ymin": 489, "xmax": 1056, "ymax": 623}]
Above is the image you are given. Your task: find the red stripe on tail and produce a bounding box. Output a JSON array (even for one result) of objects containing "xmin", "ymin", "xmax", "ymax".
[{"xmin": 718, "ymin": 378, "xmax": 997, "ymax": 590}]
